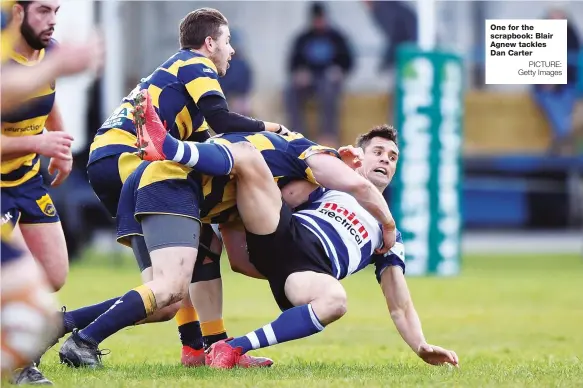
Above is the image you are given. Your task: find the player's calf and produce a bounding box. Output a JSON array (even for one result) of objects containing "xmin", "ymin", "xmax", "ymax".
[
  {"xmin": 206, "ymin": 271, "xmax": 347, "ymax": 368},
  {"xmin": 60, "ymin": 215, "xmax": 200, "ymax": 368}
]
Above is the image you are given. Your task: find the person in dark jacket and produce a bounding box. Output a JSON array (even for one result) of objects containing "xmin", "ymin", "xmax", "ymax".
[{"xmin": 285, "ymin": 2, "xmax": 354, "ymax": 147}]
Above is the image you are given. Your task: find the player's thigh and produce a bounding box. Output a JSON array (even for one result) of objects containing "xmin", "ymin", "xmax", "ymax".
[
  {"xmin": 229, "ymin": 142, "xmax": 282, "ymax": 235},
  {"xmin": 15, "ymin": 179, "xmax": 68, "ymax": 289},
  {"xmin": 19, "ymin": 222, "xmax": 68, "ymax": 291}
]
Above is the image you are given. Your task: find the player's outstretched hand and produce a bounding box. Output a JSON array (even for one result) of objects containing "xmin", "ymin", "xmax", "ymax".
[
  {"xmin": 417, "ymin": 343, "xmax": 459, "ymax": 367},
  {"xmin": 34, "ymin": 131, "xmax": 73, "ymax": 160},
  {"xmin": 338, "ymin": 145, "xmax": 363, "ymax": 169},
  {"xmin": 48, "ymin": 153, "xmax": 73, "ymax": 187},
  {"xmin": 52, "ymin": 31, "xmax": 105, "ymax": 77}
]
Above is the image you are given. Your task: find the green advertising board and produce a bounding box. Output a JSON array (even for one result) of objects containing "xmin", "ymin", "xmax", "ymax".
[{"xmin": 391, "ymin": 44, "xmax": 464, "ymax": 276}]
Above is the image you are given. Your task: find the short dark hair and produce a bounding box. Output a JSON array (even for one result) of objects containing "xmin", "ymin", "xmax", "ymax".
[
  {"xmin": 310, "ymin": 2, "xmax": 325, "ymax": 18},
  {"xmin": 355, "ymin": 124, "xmax": 398, "ymax": 149},
  {"xmin": 16, "ymin": 1, "xmax": 32, "ymax": 10},
  {"xmin": 179, "ymin": 8, "xmax": 228, "ymax": 50}
]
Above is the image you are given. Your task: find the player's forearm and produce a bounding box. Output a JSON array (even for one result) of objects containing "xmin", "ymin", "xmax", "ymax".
[
  {"xmin": 390, "ymin": 302, "xmax": 427, "ymax": 353},
  {"xmin": 198, "ymin": 95, "xmax": 265, "ymax": 133},
  {"xmin": 45, "ymin": 104, "xmax": 65, "ymax": 132},
  {"xmin": 352, "ymin": 180, "xmax": 395, "ymax": 229},
  {"xmin": 1, "ymin": 59, "xmax": 61, "ymax": 113},
  {"xmin": 0, "ymin": 135, "xmax": 39, "ymax": 159}
]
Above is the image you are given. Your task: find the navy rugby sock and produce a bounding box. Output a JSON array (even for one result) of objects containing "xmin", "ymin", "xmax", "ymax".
[
  {"xmin": 63, "ymin": 297, "xmax": 120, "ymax": 332},
  {"xmin": 77, "ymin": 286, "xmax": 156, "ymax": 346},
  {"xmin": 176, "ymin": 307, "xmax": 204, "ymax": 350},
  {"xmin": 162, "ymin": 136, "xmax": 233, "ymax": 176},
  {"xmin": 227, "ymin": 304, "xmax": 324, "ymax": 354}
]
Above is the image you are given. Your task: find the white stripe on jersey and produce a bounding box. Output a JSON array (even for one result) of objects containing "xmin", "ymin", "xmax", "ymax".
[
  {"xmin": 294, "ymin": 213, "xmax": 341, "ymax": 278},
  {"xmin": 293, "ymin": 190, "xmax": 383, "ymax": 279}
]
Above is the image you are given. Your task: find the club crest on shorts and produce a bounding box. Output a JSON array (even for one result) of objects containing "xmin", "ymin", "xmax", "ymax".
[{"xmin": 36, "ymin": 194, "xmax": 56, "ymax": 217}]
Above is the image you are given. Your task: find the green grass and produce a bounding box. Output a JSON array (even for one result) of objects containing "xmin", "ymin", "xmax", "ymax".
[{"xmin": 32, "ymin": 252, "xmax": 583, "ymax": 387}]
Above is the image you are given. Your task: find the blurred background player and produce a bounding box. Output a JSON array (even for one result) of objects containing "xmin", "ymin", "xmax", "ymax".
[
  {"xmin": 1, "ymin": 223, "xmax": 61, "ymax": 383},
  {"xmin": 1, "ymin": 0, "xmax": 104, "ymax": 384}
]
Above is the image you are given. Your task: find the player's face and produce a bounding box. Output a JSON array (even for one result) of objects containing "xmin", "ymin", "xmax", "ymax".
[
  {"xmin": 358, "ymin": 137, "xmax": 399, "ymax": 190},
  {"xmin": 19, "ymin": 0, "xmax": 60, "ymax": 50},
  {"xmin": 210, "ymin": 25, "xmax": 235, "ymax": 77}
]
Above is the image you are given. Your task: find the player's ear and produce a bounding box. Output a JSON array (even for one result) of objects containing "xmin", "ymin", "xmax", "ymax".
[
  {"xmin": 12, "ymin": 3, "xmax": 25, "ymax": 23},
  {"xmin": 205, "ymin": 36, "xmax": 214, "ymax": 51}
]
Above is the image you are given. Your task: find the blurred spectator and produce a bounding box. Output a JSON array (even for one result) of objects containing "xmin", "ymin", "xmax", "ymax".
[
  {"xmin": 219, "ymin": 30, "xmax": 253, "ymax": 116},
  {"xmin": 285, "ymin": 2, "xmax": 353, "ymax": 147},
  {"xmin": 363, "ymin": 0, "xmax": 417, "ymax": 72},
  {"xmin": 532, "ymin": 9, "xmax": 581, "ymax": 155}
]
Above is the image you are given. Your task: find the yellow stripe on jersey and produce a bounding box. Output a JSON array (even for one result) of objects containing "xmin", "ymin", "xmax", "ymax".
[
  {"xmin": 162, "ymin": 60, "xmax": 185, "ymax": 77},
  {"xmin": 246, "ymin": 133, "xmax": 276, "ymax": 151},
  {"xmin": 117, "ymin": 152, "xmax": 143, "ymax": 183},
  {"xmin": 89, "ymin": 128, "xmax": 138, "ymax": 154},
  {"xmin": 1, "ymin": 114, "xmax": 48, "ymax": 137},
  {"xmin": 186, "ymin": 77, "xmax": 223, "ymax": 104},
  {"xmin": 195, "ymin": 119, "xmax": 210, "ymax": 134},
  {"xmin": 138, "ymin": 161, "xmax": 191, "ymax": 190},
  {"xmin": 175, "ymin": 106, "xmax": 191, "ymax": 139},
  {"xmin": 298, "ymin": 145, "xmax": 339, "ymax": 160},
  {"xmin": 183, "ymin": 56, "xmax": 218, "ymax": 73},
  {"xmin": 1, "ymin": 215, "xmax": 14, "ymax": 242},
  {"xmin": 0, "ymin": 159, "xmax": 40, "ymax": 188},
  {"xmin": 147, "ymin": 84, "xmax": 162, "ymax": 107},
  {"xmin": 1, "ymin": 151, "xmax": 38, "ymax": 174}
]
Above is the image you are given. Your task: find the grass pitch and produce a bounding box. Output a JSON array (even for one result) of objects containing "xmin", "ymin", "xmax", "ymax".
[{"xmin": 33, "ymin": 251, "xmax": 583, "ymax": 387}]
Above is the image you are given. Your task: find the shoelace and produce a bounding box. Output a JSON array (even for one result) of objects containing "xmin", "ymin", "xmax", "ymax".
[{"xmin": 72, "ymin": 329, "xmax": 111, "ymax": 361}]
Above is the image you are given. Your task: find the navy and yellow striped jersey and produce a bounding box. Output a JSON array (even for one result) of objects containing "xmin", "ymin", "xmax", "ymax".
[
  {"xmin": 88, "ymin": 50, "xmax": 225, "ymax": 165},
  {"xmin": 1, "ymin": 40, "xmax": 57, "ymax": 188},
  {"xmin": 199, "ymin": 131, "xmax": 340, "ymax": 224}
]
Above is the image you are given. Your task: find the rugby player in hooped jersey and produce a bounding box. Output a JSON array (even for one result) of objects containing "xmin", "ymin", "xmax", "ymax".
[{"xmin": 207, "ymin": 125, "xmax": 459, "ymax": 369}]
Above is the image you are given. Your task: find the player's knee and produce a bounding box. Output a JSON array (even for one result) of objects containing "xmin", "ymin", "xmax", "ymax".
[
  {"xmin": 326, "ymin": 292, "xmax": 348, "ymax": 321},
  {"xmin": 313, "ymin": 289, "xmax": 348, "ymax": 325},
  {"xmin": 151, "ymin": 269, "xmax": 191, "ymax": 306},
  {"xmin": 230, "ymin": 142, "xmax": 264, "ymax": 176},
  {"xmin": 155, "ymin": 279, "xmax": 190, "ymax": 306},
  {"xmin": 46, "ymin": 264, "xmax": 68, "ymax": 292},
  {"xmin": 156, "ymin": 302, "xmax": 181, "ymax": 322}
]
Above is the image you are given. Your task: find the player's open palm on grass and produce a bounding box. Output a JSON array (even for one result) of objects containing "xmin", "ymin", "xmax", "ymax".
[{"xmin": 417, "ymin": 343, "xmax": 459, "ymax": 367}]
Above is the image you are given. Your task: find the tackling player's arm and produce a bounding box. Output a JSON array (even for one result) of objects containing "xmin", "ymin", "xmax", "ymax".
[
  {"xmin": 44, "ymin": 104, "xmax": 73, "ymax": 187},
  {"xmin": 305, "ymin": 153, "xmax": 396, "ymax": 251},
  {"xmin": 0, "ymin": 34, "xmax": 103, "ymax": 113},
  {"xmin": 1, "ymin": 132, "xmax": 73, "ymax": 160},
  {"xmin": 375, "ymin": 244, "xmax": 459, "ymax": 366},
  {"xmin": 45, "ymin": 103, "xmax": 65, "ymax": 132},
  {"xmin": 179, "ymin": 60, "xmax": 287, "ymax": 135}
]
